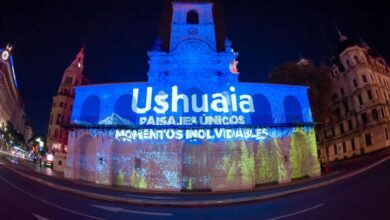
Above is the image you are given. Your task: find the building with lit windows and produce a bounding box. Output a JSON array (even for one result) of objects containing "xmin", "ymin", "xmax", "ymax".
[
  {"xmin": 64, "ymin": 1, "xmax": 320, "ymax": 192},
  {"xmin": 0, "ymin": 45, "xmax": 26, "ymax": 137},
  {"xmin": 47, "ymin": 48, "xmax": 87, "ymax": 153},
  {"xmin": 317, "ymin": 31, "xmax": 390, "ymax": 163}
]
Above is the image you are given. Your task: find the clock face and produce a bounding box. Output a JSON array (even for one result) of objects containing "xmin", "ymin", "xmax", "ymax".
[
  {"xmin": 187, "ymin": 27, "xmax": 198, "ymax": 35},
  {"xmin": 1, "ymin": 50, "xmax": 9, "ymax": 61}
]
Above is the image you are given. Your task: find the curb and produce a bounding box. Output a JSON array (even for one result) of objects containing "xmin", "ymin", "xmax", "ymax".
[{"xmin": 2, "ymin": 155, "xmax": 390, "ymax": 207}]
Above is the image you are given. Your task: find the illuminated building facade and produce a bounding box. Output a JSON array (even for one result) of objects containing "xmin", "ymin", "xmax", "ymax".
[
  {"xmin": 317, "ymin": 32, "xmax": 390, "ymax": 163},
  {"xmin": 65, "ymin": 2, "xmax": 321, "ymax": 191},
  {"xmin": 0, "ymin": 45, "xmax": 26, "ymax": 135},
  {"xmin": 47, "ymin": 48, "xmax": 87, "ymax": 153}
]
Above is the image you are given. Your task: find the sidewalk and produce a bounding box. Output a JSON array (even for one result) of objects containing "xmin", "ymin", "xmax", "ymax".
[{"xmin": 1, "ymin": 149, "xmax": 390, "ymax": 207}]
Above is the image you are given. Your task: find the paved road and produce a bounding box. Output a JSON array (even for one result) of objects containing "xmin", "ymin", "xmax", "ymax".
[{"xmin": 0, "ymin": 158, "xmax": 389, "ymax": 220}]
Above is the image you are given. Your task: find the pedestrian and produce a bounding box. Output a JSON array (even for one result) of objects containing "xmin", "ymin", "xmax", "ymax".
[{"xmin": 38, "ymin": 155, "xmax": 42, "ymax": 167}]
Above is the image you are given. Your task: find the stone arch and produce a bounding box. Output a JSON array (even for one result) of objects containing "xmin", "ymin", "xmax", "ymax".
[
  {"xmin": 77, "ymin": 135, "xmax": 96, "ymax": 182},
  {"xmin": 187, "ymin": 10, "xmax": 199, "ymax": 24},
  {"xmin": 114, "ymin": 94, "xmax": 137, "ymax": 124},
  {"xmin": 80, "ymin": 96, "xmax": 101, "ymax": 124},
  {"xmin": 284, "ymin": 96, "xmax": 304, "ymax": 123},
  {"xmin": 181, "ymin": 139, "xmax": 209, "ymax": 190},
  {"xmin": 111, "ymin": 139, "xmax": 135, "ymax": 186},
  {"xmin": 251, "ymin": 94, "xmax": 273, "ymax": 125}
]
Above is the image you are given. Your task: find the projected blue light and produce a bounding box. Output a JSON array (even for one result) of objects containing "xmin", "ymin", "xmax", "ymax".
[
  {"xmin": 9, "ymin": 56, "xmax": 18, "ymax": 88},
  {"xmin": 71, "ymin": 83, "xmax": 312, "ymax": 128},
  {"xmin": 65, "ymin": 2, "xmax": 321, "ymax": 191}
]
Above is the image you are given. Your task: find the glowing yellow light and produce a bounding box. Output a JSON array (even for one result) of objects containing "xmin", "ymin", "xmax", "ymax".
[{"xmin": 1, "ymin": 50, "xmax": 9, "ymax": 61}]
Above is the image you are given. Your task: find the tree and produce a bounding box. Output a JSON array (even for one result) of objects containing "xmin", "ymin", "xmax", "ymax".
[
  {"xmin": 290, "ymin": 127, "xmax": 321, "ymax": 178},
  {"xmin": 240, "ymin": 141, "xmax": 254, "ymax": 185},
  {"xmin": 269, "ymin": 139, "xmax": 288, "ymax": 183},
  {"xmin": 130, "ymin": 171, "xmax": 138, "ymax": 188},
  {"xmin": 269, "ymin": 61, "xmax": 333, "ymax": 123},
  {"xmin": 2, "ymin": 121, "xmax": 25, "ymax": 149},
  {"xmin": 116, "ymin": 170, "xmax": 125, "ymax": 185},
  {"xmin": 256, "ymin": 141, "xmax": 273, "ymax": 184}
]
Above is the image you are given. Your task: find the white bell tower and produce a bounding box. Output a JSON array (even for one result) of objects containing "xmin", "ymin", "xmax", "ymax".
[{"xmin": 169, "ymin": 2, "xmax": 217, "ymax": 52}]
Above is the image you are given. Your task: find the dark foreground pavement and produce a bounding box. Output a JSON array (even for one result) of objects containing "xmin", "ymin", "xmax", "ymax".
[{"xmin": 0, "ymin": 154, "xmax": 390, "ymax": 219}]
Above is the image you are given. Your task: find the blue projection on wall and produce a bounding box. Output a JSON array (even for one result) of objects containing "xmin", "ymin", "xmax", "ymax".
[
  {"xmin": 65, "ymin": 2, "xmax": 321, "ymax": 192},
  {"xmin": 71, "ymin": 83, "xmax": 312, "ymax": 128}
]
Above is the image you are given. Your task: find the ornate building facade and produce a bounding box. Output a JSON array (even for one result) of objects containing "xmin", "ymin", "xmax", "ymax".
[
  {"xmin": 47, "ymin": 48, "xmax": 87, "ymax": 153},
  {"xmin": 64, "ymin": 2, "xmax": 320, "ymax": 192},
  {"xmin": 0, "ymin": 45, "xmax": 26, "ymax": 136},
  {"xmin": 317, "ymin": 32, "xmax": 390, "ymax": 163}
]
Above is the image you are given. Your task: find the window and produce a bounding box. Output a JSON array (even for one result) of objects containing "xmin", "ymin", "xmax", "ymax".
[
  {"xmin": 59, "ymin": 102, "xmax": 63, "ymax": 107},
  {"xmin": 342, "ymin": 142, "xmax": 346, "ymax": 153},
  {"xmin": 358, "ymin": 95, "xmax": 363, "ymax": 105},
  {"xmin": 351, "ymin": 139, "xmax": 356, "ymax": 151},
  {"xmin": 346, "ymin": 59, "xmax": 351, "ymax": 67},
  {"xmin": 343, "ymin": 101, "xmax": 349, "ymax": 112},
  {"xmin": 64, "ymin": 76, "xmax": 73, "ymax": 86},
  {"xmin": 187, "ymin": 10, "xmax": 199, "ymax": 24},
  {"xmin": 333, "ymin": 107, "xmax": 341, "ymax": 119},
  {"xmin": 340, "ymin": 123, "xmax": 345, "ymax": 134},
  {"xmin": 372, "ymin": 109, "xmax": 379, "ymax": 120},
  {"xmin": 362, "ymin": 74, "xmax": 368, "ymax": 83},
  {"xmin": 367, "ymin": 90, "xmax": 373, "ymax": 100},
  {"xmin": 348, "ymin": 120, "xmax": 353, "ymax": 130},
  {"xmin": 340, "ymin": 88, "xmax": 345, "ymax": 96},
  {"xmin": 354, "ymin": 56, "xmax": 360, "ymax": 64},
  {"xmin": 57, "ymin": 114, "xmax": 62, "ymax": 125},
  {"xmin": 362, "ymin": 113, "xmax": 368, "ymax": 125},
  {"xmin": 385, "ymin": 128, "xmax": 389, "ymax": 140},
  {"xmin": 334, "ymin": 144, "xmax": 337, "ymax": 155},
  {"xmin": 365, "ymin": 133, "xmax": 372, "ymax": 146},
  {"xmin": 331, "ymin": 127, "xmax": 335, "ymax": 136},
  {"xmin": 353, "ymin": 79, "xmax": 358, "ymax": 87}
]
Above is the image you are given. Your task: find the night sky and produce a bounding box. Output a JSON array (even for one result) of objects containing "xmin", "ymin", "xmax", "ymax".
[{"xmin": 1, "ymin": 0, "xmax": 389, "ymax": 135}]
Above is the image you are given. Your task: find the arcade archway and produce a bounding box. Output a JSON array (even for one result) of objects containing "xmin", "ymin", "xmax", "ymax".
[
  {"xmin": 77, "ymin": 135, "xmax": 96, "ymax": 182},
  {"xmin": 182, "ymin": 140, "xmax": 209, "ymax": 190}
]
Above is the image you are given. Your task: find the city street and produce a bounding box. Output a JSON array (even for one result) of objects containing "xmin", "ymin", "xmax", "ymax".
[
  {"xmin": 0, "ymin": 157, "xmax": 389, "ymax": 220},
  {"xmin": 1, "ymin": 1, "xmax": 390, "ymax": 220}
]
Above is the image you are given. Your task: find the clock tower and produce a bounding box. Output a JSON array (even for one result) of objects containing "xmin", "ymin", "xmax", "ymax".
[
  {"xmin": 147, "ymin": 1, "xmax": 239, "ymax": 86},
  {"xmin": 169, "ymin": 2, "xmax": 217, "ymax": 51}
]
